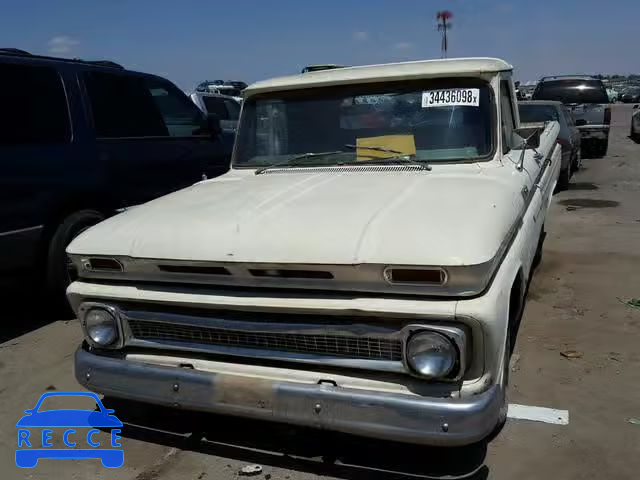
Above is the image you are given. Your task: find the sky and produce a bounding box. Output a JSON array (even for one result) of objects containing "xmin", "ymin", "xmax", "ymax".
[{"xmin": 1, "ymin": 0, "xmax": 639, "ymax": 90}]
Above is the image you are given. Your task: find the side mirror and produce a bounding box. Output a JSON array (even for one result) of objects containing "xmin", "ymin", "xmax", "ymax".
[
  {"xmin": 513, "ymin": 127, "xmax": 541, "ymax": 149},
  {"xmin": 512, "ymin": 127, "xmax": 542, "ymax": 172},
  {"xmin": 575, "ymin": 119, "xmax": 587, "ymax": 126},
  {"xmin": 206, "ymin": 113, "xmax": 222, "ymax": 138}
]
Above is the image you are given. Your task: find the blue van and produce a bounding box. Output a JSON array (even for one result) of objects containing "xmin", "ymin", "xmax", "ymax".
[{"xmin": 0, "ymin": 48, "xmax": 233, "ymax": 299}]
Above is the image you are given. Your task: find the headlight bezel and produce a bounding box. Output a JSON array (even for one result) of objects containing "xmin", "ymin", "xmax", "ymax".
[
  {"xmin": 401, "ymin": 324, "xmax": 468, "ymax": 381},
  {"xmin": 78, "ymin": 302, "xmax": 123, "ymax": 349}
]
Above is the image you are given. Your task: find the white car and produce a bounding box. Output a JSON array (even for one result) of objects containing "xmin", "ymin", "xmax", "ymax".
[{"xmin": 67, "ymin": 57, "xmax": 561, "ymax": 446}]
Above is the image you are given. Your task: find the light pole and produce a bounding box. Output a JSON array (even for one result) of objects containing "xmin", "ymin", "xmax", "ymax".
[{"xmin": 437, "ymin": 10, "xmax": 453, "ymax": 58}]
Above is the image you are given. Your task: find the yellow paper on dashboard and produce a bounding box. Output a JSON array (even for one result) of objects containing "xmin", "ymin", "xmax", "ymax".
[{"xmin": 356, "ymin": 134, "xmax": 417, "ymax": 160}]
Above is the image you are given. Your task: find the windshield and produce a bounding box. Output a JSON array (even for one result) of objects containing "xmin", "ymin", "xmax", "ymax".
[
  {"xmin": 518, "ymin": 104, "xmax": 560, "ymax": 123},
  {"xmin": 233, "ymin": 79, "xmax": 494, "ymax": 168},
  {"xmin": 533, "ymin": 79, "xmax": 609, "ymax": 104}
]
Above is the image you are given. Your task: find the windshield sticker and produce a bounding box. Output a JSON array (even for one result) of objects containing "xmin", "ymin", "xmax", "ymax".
[
  {"xmin": 422, "ymin": 88, "xmax": 480, "ymax": 108},
  {"xmin": 355, "ymin": 135, "xmax": 416, "ymax": 160}
]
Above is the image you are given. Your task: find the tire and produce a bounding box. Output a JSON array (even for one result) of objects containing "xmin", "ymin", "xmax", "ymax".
[
  {"xmin": 632, "ymin": 124, "xmax": 640, "ymax": 142},
  {"xmin": 533, "ymin": 228, "xmax": 546, "ymax": 269},
  {"xmin": 571, "ymin": 149, "xmax": 582, "ymax": 172},
  {"xmin": 44, "ymin": 210, "xmax": 104, "ymax": 300},
  {"xmin": 557, "ymin": 165, "xmax": 571, "ymax": 191},
  {"xmin": 596, "ymin": 139, "xmax": 608, "ymax": 158}
]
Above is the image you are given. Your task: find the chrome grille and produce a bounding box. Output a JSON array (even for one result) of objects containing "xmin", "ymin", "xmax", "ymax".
[{"xmin": 128, "ymin": 319, "xmax": 403, "ymax": 361}]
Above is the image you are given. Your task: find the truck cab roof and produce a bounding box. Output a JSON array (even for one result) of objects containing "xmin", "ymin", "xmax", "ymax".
[{"xmin": 245, "ymin": 57, "xmax": 513, "ymax": 97}]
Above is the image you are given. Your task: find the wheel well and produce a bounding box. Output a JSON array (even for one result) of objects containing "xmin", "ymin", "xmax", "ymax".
[
  {"xmin": 36, "ymin": 197, "xmax": 111, "ymax": 266},
  {"xmin": 508, "ymin": 270, "xmax": 524, "ymax": 330},
  {"xmin": 506, "ymin": 270, "xmax": 525, "ymax": 355}
]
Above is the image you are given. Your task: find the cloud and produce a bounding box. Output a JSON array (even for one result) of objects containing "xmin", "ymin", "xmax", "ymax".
[
  {"xmin": 48, "ymin": 36, "xmax": 79, "ymax": 55},
  {"xmin": 394, "ymin": 42, "xmax": 413, "ymax": 50},
  {"xmin": 352, "ymin": 31, "xmax": 369, "ymax": 41}
]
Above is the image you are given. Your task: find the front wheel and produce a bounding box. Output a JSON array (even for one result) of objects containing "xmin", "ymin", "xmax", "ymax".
[{"xmin": 45, "ymin": 210, "xmax": 105, "ymax": 300}]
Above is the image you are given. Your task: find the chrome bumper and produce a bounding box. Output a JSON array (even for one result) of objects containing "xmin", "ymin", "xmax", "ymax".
[{"xmin": 75, "ymin": 348, "xmax": 503, "ymax": 446}]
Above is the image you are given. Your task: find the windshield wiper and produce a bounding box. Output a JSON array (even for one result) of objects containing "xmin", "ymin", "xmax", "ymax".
[
  {"xmin": 254, "ymin": 151, "xmax": 345, "ymax": 175},
  {"xmin": 344, "ymin": 144, "xmax": 432, "ymax": 171},
  {"xmin": 344, "ymin": 144, "xmax": 403, "ymax": 154}
]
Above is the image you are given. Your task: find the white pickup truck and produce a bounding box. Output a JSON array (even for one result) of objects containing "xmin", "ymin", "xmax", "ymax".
[{"xmin": 67, "ymin": 58, "xmax": 561, "ymax": 446}]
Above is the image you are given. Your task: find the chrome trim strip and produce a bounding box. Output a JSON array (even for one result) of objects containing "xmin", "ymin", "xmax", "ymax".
[
  {"xmin": 0, "ymin": 225, "xmax": 43, "ymax": 237},
  {"xmin": 489, "ymin": 141, "xmax": 557, "ymax": 284},
  {"xmin": 71, "ymin": 256, "xmax": 496, "ymax": 298}
]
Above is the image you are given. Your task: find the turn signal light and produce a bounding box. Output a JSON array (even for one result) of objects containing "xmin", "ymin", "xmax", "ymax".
[
  {"xmin": 384, "ymin": 268, "xmax": 446, "ymax": 285},
  {"xmin": 86, "ymin": 258, "xmax": 123, "ymax": 272}
]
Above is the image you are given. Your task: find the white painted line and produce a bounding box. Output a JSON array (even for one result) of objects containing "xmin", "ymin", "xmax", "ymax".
[{"xmin": 508, "ymin": 404, "xmax": 569, "ymax": 425}]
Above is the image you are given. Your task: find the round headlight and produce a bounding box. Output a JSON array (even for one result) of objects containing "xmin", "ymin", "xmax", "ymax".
[
  {"xmin": 406, "ymin": 331, "xmax": 457, "ymax": 379},
  {"xmin": 84, "ymin": 308, "xmax": 118, "ymax": 346}
]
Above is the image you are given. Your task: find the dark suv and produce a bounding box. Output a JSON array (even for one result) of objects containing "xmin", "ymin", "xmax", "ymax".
[
  {"xmin": 532, "ymin": 75, "xmax": 610, "ymax": 157},
  {"xmin": 0, "ymin": 48, "xmax": 233, "ymax": 298}
]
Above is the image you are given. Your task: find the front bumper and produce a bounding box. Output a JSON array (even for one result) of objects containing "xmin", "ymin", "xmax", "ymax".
[{"xmin": 75, "ymin": 348, "xmax": 504, "ymax": 446}]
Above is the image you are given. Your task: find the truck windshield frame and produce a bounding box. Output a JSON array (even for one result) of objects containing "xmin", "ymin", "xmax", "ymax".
[{"xmin": 233, "ymin": 77, "xmax": 496, "ymax": 169}]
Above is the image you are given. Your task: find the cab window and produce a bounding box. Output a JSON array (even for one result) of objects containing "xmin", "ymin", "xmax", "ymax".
[{"xmin": 500, "ymin": 80, "xmax": 516, "ymax": 153}]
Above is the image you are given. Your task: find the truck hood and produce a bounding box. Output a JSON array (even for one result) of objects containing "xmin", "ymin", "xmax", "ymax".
[{"xmin": 68, "ymin": 166, "xmax": 523, "ymax": 267}]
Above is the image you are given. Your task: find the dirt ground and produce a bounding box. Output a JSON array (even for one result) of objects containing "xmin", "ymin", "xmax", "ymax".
[{"xmin": 1, "ymin": 104, "xmax": 639, "ymax": 479}]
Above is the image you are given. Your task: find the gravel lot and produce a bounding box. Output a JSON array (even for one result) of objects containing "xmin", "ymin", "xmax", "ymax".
[{"xmin": 2, "ymin": 104, "xmax": 639, "ymax": 479}]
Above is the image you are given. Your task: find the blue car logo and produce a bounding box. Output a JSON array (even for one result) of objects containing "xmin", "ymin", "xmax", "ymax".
[{"xmin": 16, "ymin": 391, "xmax": 124, "ymax": 468}]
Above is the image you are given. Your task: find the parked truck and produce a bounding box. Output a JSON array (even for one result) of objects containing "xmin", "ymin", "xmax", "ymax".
[
  {"xmin": 67, "ymin": 57, "xmax": 561, "ymax": 446},
  {"xmin": 532, "ymin": 75, "xmax": 610, "ymax": 158}
]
